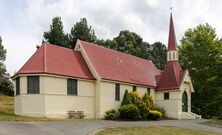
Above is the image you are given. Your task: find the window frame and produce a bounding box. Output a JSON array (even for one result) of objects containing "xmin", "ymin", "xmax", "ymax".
[
  {"xmin": 67, "ymin": 79, "xmax": 77, "ymax": 96},
  {"xmin": 27, "ymin": 76, "xmax": 40, "ymax": 94},
  {"xmin": 164, "ymin": 92, "xmax": 170, "ymax": 100},
  {"xmin": 16, "ymin": 77, "xmax": 20, "ymax": 95},
  {"xmin": 115, "ymin": 83, "xmax": 120, "ymax": 101}
]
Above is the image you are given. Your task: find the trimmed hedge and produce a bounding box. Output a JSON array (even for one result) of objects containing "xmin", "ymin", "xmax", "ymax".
[
  {"xmin": 121, "ymin": 90, "xmax": 132, "ymax": 106},
  {"xmin": 118, "ymin": 104, "xmax": 141, "ymax": 120},
  {"xmin": 149, "ymin": 110, "xmax": 162, "ymax": 120},
  {"xmin": 104, "ymin": 109, "xmax": 119, "ymax": 120}
]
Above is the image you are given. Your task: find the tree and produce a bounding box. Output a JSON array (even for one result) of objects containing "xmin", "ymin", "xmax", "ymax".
[
  {"xmin": 0, "ymin": 36, "xmax": 14, "ymax": 96},
  {"xmin": 68, "ymin": 18, "xmax": 97, "ymax": 49},
  {"xmin": 113, "ymin": 30, "xmax": 149, "ymax": 59},
  {"xmin": 142, "ymin": 92, "xmax": 154, "ymax": 109},
  {"xmin": 43, "ymin": 17, "xmax": 68, "ymax": 47},
  {"xmin": 149, "ymin": 42, "xmax": 167, "ymax": 70},
  {"xmin": 121, "ymin": 90, "xmax": 132, "ymax": 106},
  {"xmin": 179, "ymin": 23, "xmax": 222, "ymax": 117}
]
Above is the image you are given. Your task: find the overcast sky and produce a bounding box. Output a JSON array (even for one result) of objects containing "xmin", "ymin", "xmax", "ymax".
[{"xmin": 0, "ymin": 0, "xmax": 222, "ymax": 75}]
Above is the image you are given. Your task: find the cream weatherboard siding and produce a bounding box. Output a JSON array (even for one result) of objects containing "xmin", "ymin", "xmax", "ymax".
[
  {"xmin": 97, "ymin": 80, "xmax": 154, "ymax": 118},
  {"xmin": 155, "ymin": 90, "xmax": 181, "ymax": 119},
  {"xmin": 14, "ymin": 75, "xmax": 95, "ymax": 118}
]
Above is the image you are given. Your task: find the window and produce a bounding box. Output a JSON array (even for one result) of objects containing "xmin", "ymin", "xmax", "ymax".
[
  {"xmin": 169, "ymin": 52, "xmax": 171, "ymax": 60},
  {"xmin": 147, "ymin": 88, "xmax": 150, "ymax": 95},
  {"xmin": 67, "ymin": 79, "xmax": 77, "ymax": 95},
  {"xmin": 173, "ymin": 52, "xmax": 175, "ymax": 59},
  {"xmin": 16, "ymin": 77, "xmax": 20, "ymax": 95},
  {"xmin": 164, "ymin": 92, "xmax": 169, "ymax": 100},
  {"xmin": 133, "ymin": 86, "xmax": 137, "ymax": 91},
  {"xmin": 27, "ymin": 76, "xmax": 39, "ymax": 94},
  {"xmin": 115, "ymin": 83, "xmax": 120, "ymax": 100}
]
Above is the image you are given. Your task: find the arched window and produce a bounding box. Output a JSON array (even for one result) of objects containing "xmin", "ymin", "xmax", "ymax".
[{"xmin": 182, "ymin": 91, "xmax": 188, "ymax": 112}]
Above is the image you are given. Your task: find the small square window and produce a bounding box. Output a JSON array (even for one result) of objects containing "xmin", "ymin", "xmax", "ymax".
[
  {"xmin": 27, "ymin": 76, "xmax": 39, "ymax": 94},
  {"xmin": 133, "ymin": 86, "xmax": 137, "ymax": 92},
  {"xmin": 164, "ymin": 93, "xmax": 169, "ymax": 100}
]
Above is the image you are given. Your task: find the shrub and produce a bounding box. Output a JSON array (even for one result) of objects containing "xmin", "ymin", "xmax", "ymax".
[
  {"xmin": 153, "ymin": 105, "xmax": 166, "ymax": 118},
  {"xmin": 121, "ymin": 90, "xmax": 132, "ymax": 106},
  {"xmin": 129, "ymin": 91, "xmax": 149, "ymax": 119},
  {"xmin": 142, "ymin": 92, "xmax": 154, "ymax": 109},
  {"xmin": 104, "ymin": 109, "xmax": 119, "ymax": 120},
  {"xmin": 118, "ymin": 104, "xmax": 141, "ymax": 120},
  {"xmin": 148, "ymin": 110, "xmax": 162, "ymax": 120}
]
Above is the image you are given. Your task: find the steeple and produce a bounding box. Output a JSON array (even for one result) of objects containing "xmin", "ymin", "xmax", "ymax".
[{"xmin": 167, "ymin": 12, "xmax": 178, "ymax": 61}]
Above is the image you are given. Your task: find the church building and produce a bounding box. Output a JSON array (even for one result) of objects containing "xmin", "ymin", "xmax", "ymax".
[{"xmin": 12, "ymin": 14, "xmax": 200, "ymax": 119}]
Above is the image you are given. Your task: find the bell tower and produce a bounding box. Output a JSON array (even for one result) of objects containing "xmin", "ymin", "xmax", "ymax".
[{"xmin": 167, "ymin": 13, "xmax": 178, "ymax": 62}]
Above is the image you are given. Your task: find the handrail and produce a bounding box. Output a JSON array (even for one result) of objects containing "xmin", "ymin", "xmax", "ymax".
[{"xmin": 191, "ymin": 106, "xmax": 201, "ymax": 115}]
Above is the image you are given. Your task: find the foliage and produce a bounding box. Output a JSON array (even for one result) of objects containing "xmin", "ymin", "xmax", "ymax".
[
  {"xmin": 179, "ymin": 23, "xmax": 222, "ymax": 118},
  {"xmin": 104, "ymin": 109, "xmax": 119, "ymax": 120},
  {"xmin": 142, "ymin": 92, "xmax": 154, "ymax": 109},
  {"xmin": 0, "ymin": 36, "xmax": 13, "ymax": 96},
  {"xmin": 118, "ymin": 104, "xmax": 141, "ymax": 120},
  {"xmin": 129, "ymin": 91, "xmax": 149, "ymax": 119},
  {"xmin": 149, "ymin": 42, "xmax": 167, "ymax": 70},
  {"xmin": 121, "ymin": 90, "xmax": 132, "ymax": 106},
  {"xmin": 68, "ymin": 18, "xmax": 97, "ymax": 48},
  {"xmin": 43, "ymin": 17, "xmax": 68, "ymax": 48},
  {"xmin": 148, "ymin": 110, "xmax": 162, "ymax": 120},
  {"xmin": 153, "ymin": 105, "xmax": 166, "ymax": 118}
]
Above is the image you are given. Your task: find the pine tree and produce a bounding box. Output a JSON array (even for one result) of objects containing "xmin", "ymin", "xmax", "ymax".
[
  {"xmin": 68, "ymin": 18, "xmax": 97, "ymax": 49},
  {"xmin": 43, "ymin": 17, "xmax": 68, "ymax": 47},
  {"xmin": 0, "ymin": 36, "xmax": 13, "ymax": 96},
  {"xmin": 121, "ymin": 90, "xmax": 132, "ymax": 106}
]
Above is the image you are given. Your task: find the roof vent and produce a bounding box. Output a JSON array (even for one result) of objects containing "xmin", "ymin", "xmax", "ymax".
[
  {"xmin": 135, "ymin": 63, "xmax": 140, "ymax": 68},
  {"xmin": 118, "ymin": 58, "xmax": 123, "ymax": 63}
]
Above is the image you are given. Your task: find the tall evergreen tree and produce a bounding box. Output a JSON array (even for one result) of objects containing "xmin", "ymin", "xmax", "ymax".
[
  {"xmin": 121, "ymin": 90, "xmax": 132, "ymax": 106},
  {"xmin": 149, "ymin": 42, "xmax": 167, "ymax": 70},
  {"xmin": 179, "ymin": 23, "xmax": 222, "ymax": 117},
  {"xmin": 43, "ymin": 17, "xmax": 68, "ymax": 47},
  {"xmin": 68, "ymin": 18, "xmax": 97, "ymax": 49},
  {"xmin": 0, "ymin": 36, "xmax": 13, "ymax": 96}
]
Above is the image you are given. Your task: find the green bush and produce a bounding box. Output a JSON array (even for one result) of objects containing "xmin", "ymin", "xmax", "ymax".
[
  {"xmin": 129, "ymin": 91, "xmax": 149, "ymax": 119},
  {"xmin": 148, "ymin": 110, "xmax": 162, "ymax": 120},
  {"xmin": 142, "ymin": 92, "xmax": 154, "ymax": 109},
  {"xmin": 121, "ymin": 90, "xmax": 132, "ymax": 106},
  {"xmin": 104, "ymin": 109, "xmax": 119, "ymax": 120},
  {"xmin": 153, "ymin": 106, "xmax": 166, "ymax": 118},
  {"xmin": 118, "ymin": 104, "xmax": 141, "ymax": 120}
]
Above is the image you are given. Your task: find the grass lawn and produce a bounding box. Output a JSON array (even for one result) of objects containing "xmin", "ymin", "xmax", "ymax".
[
  {"xmin": 96, "ymin": 126, "xmax": 221, "ymax": 135},
  {"xmin": 207, "ymin": 118, "xmax": 222, "ymax": 126}
]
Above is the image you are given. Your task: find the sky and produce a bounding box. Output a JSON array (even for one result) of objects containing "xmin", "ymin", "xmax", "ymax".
[{"xmin": 0, "ymin": 0, "xmax": 222, "ymax": 75}]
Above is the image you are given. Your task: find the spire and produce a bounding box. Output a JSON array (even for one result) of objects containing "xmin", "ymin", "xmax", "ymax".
[{"xmin": 167, "ymin": 12, "xmax": 177, "ymax": 51}]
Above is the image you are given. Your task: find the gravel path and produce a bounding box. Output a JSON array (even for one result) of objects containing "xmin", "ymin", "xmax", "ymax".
[{"xmin": 0, "ymin": 119, "xmax": 221, "ymax": 135}]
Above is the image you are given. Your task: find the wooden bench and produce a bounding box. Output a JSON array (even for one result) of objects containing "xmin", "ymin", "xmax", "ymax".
[{"xmin": 67, "ymin": 111, "xmax": 86, "ymax": 119}]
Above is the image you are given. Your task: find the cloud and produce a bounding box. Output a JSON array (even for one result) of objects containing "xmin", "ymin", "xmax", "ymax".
[{"xmin": 0, "ymin": 0, "xmax": 222, "ymax": 75}]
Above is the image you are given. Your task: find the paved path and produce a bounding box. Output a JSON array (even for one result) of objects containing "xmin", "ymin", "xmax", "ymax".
[{"xmin": 0, "ymin": 120, "xmax": 221, "ymax": 135}]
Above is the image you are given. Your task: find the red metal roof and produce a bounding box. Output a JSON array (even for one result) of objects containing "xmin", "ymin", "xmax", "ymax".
[
  {"xmin": 79, "ymin": 40, "xmax": 161, "ymax": 87},
  {"xmin": 167, "ymin": 13, "xmax": 177, "ymax": 51},
  {"xmin": 157, "ymin": 61, "xmax": 185, "ymax": 90},
  {"xmin": 15, "ymin": 44, "xmax": 94, "ymax": 80}
]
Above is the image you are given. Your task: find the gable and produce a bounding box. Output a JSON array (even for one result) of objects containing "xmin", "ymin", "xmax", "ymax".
[{"xmin": 179, "ymin": 70, "xmax": 194, "ymax": 92}]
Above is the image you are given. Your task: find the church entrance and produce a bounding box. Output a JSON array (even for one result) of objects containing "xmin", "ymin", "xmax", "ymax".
[{"xmin": 182, "ymin": 91, "xmax": 188, "ymax": 112}]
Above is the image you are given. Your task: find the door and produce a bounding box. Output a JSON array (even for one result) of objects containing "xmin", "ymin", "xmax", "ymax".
[{"xmin": 182, "ymin": 91, "xmax": 188, "ymax": 112}]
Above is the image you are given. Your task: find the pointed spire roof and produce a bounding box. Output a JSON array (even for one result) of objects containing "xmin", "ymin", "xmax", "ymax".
[{"xmin": 167, "ymin": 13, "xmax": 177, "ymax": 51}]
